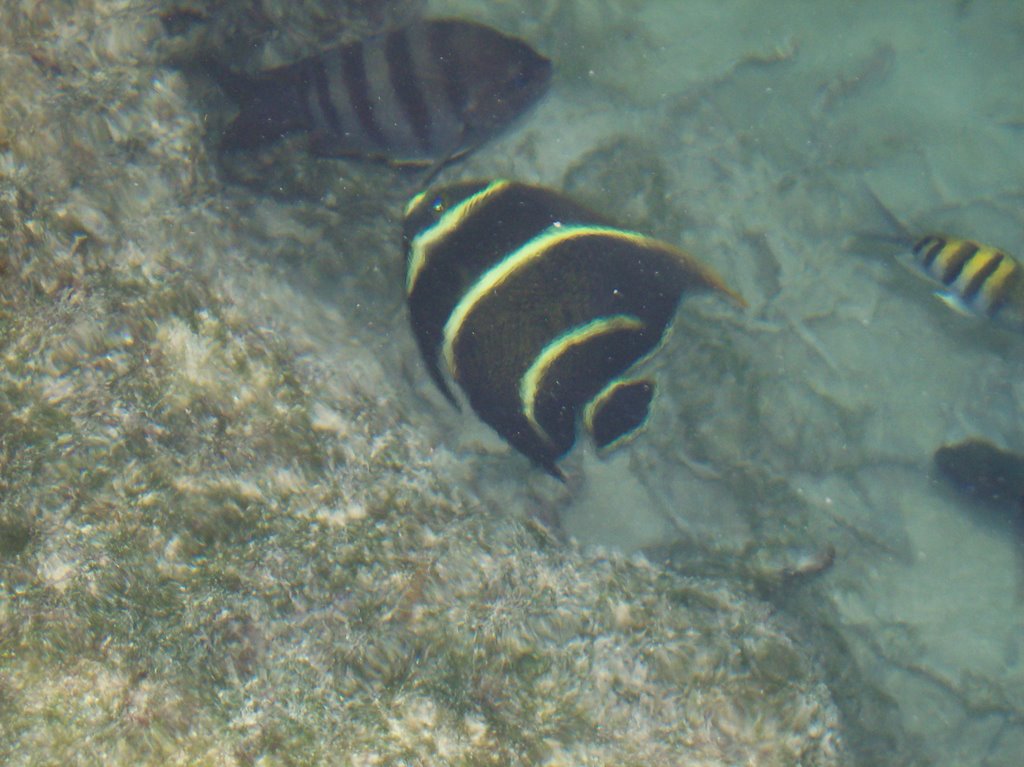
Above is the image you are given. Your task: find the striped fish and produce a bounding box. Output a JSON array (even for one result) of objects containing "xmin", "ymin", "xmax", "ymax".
[
  {"xmin": 910, "ymin": 235, "xmax": 1024, "ymax": 327},
  {"xmin": 857, "ymin": 187, "xmax": 1024, "ymax": 329},
  {"xmin": 216, "ymin": 19, "xmax": 552, "ymax": 169},
  {"xmin": 583, "ymin": 379, "xmax": 655, "ymax": 452},
  {"xmin": 403, "ymin": 179, "xmax": 745, "ymax": 479}
]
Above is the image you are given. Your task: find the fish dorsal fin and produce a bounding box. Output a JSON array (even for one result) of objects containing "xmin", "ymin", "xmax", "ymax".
[
  {"xmin": 415, "ymin": 126, "xmax": 474, "ymax": 188},
  {"xmin": 661, "ymin": 242, "xmax": 747, "ymax": 309}
]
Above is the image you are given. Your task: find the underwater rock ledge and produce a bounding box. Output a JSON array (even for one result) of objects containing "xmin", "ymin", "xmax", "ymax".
[{"xmin": 0, "ymin": 183, "xmax": 843, "ymax": 764}]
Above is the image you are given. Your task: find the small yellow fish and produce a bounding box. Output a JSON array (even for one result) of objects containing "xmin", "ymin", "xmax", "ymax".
[
  {"xmin": 857, "ymin": 186, "xmax": 1024, "ymax": 329},
  {"xmin": 909, "ymin": 235, "xmax": 1024, "ymax": 327}
]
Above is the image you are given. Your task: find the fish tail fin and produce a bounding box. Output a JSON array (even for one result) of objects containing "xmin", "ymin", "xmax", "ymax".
[
  {"xmin": 864, "ymin": 183, "xmax": 914, "ymax": 239},
  {"xmin": 583, "ymin": 378, "xmax": 654, "ymax": 454},
  {"xmin": 845, "ymin": 182, "xmax": 916, "ymax": 255}
]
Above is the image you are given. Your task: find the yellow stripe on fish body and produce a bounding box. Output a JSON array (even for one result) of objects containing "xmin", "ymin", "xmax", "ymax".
[
  {"xmin": 519, "ymin": 314, "xmax": 647, "ymax": 448},
  {"xmin": 402, "ymin": 179, "xmax": 623, "ymax": 404},
  {"xmin": 583, "ymin": 377, "xmax": 655, "ymax": 452},
  {"xmin": 402, "ymin": 179, "xmax": 744, "ymax": 478},
  {"xmin": 912, "ymin": 235, "xmax": 1024, "ymax": 322},
  {"xmin": 406, "ymin": 179, "xmax": 512, "ymax": 296},
  {"xmin": 441, "ymin": 225, "xmax": 661, "ymax": 384}
]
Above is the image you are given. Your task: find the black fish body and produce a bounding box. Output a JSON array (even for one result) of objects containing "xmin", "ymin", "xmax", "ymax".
[
  {"xmin": 403, "ymin": 179, "xmax": 744, "ymax": 478},
  {"xmin": 217, "ymin": 19, "xmax": 552, "ymax": 165},
  {"xmin": 935, "ymin": 438, "xmax": 1024, "ymax": 598},
  {"xmin": 934, "ymin": 438, "xmax": 1024, "ymax": 517},
  {"xmin": 584, "ymin": 379, "xmax": 655, "ymax": 451}
]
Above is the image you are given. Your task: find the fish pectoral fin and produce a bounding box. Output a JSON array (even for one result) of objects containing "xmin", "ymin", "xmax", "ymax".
[
  {"xmin": 416, "ymin": 130, "xmax": 474, "ymax": 187},
  {"xmin": 417, "ymin": 153, "xmax": 453, "ymax": 188},
  {"xmin": 933, "ymin": 289, "xmax": 975, "ymax": 317}
]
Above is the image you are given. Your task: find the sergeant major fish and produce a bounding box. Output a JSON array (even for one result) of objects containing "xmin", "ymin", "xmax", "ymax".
[
  {"xmin": 403, "ymin": 179, "xmax": 745, "ymax": 479},
  {"xmin": 857, "ymin": 187, "xmax": 1024, "ymax": 329},
  {"xmin": 214, "ymin": 19, "xmax": 552, "ymax": 173},
  {"xmin": 908, "ymin": 235, "xmax": 1024, "ymax": 327}
]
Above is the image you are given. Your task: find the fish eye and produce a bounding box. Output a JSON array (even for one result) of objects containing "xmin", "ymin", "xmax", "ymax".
[{"xmin": 431, "ymin": 195, "xmax": 446, "ymax": 214}]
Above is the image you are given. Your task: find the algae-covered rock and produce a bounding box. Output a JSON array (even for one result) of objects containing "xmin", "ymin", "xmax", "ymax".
[
  {"xmin": 0, "ymin": 239, "xmax": 845, "ymax": 767},
  {"xmin": 2, "ymin": 2, "xmax": 844, "ymax": 765},
  {"xmin": 0, "ymin": 190, "xmax": 843, "ymax": 765},
  {"xmin": 160, "ymin": 1, "xmax": 428, "ymax": 70}
]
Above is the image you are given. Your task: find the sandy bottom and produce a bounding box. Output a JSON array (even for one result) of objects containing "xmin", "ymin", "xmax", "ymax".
[{"xmin": 431, "ymin": 0, "xmax": 1024, "ymax": 763}]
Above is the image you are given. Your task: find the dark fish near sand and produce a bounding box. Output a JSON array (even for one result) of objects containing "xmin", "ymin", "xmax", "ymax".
[
  {"xmin": 934, "ymin": 437, "xmax": 1024, "ymax": 593},
  {"xmin": 216, "ymin": 19, "xmax": 552, "ymax": 169},
  {"xmin": 934, "ymin": 438, "xmax": 1024, "ymax": 516},
  {"xmin": 403, "ymin": 179, "xmax": 745, "ymax": 479}
]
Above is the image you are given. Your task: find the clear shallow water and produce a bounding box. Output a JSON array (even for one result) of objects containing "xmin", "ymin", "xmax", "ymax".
[{"xmin": 1, "ymin": 1, "xmax": 1022, "ymax": 765}]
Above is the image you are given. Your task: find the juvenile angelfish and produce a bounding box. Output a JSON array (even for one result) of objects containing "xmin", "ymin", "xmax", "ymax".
[
  {"xmin": 402, "ymin": 179, "xmax": 745, "ymax": 479},
  {"xmin": 215, "ymin": 19, "xmax": 552, "ymax": 168}
]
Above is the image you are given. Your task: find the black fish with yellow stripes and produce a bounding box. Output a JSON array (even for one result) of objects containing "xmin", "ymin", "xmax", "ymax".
[
  {"xmin": 216, "ymin": 19, "xmax": 551, "ymax": 168},
  {"xmin": 403, "ymin": 179, "xmax": 745, "ymax": 478},
  {"xmin": 584, "ymin": 379, "xmax": 655, "ymax": 452},
  {"xmin": 908, "ymin": 235, "xmax": 1024, "ymax": 327}
]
